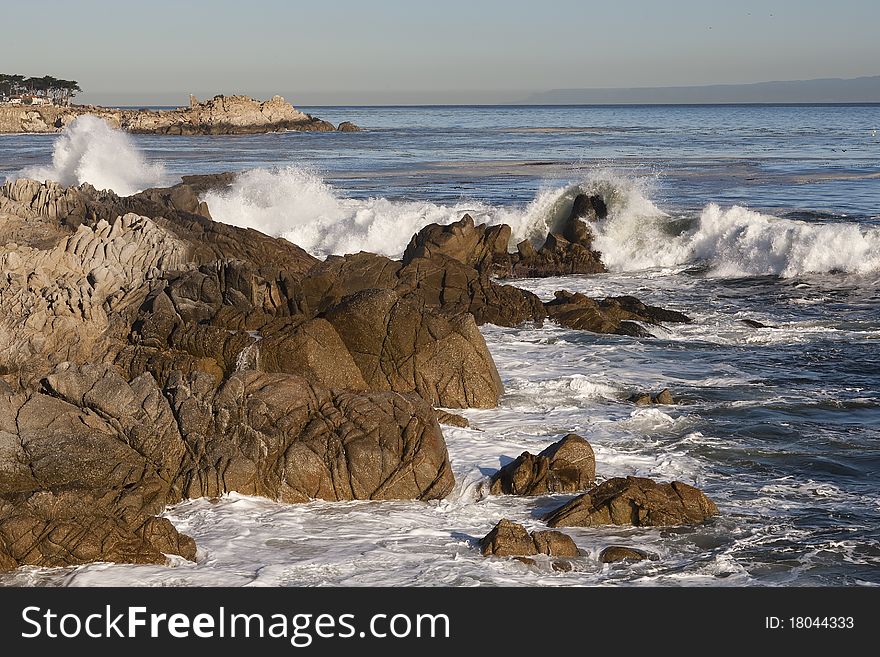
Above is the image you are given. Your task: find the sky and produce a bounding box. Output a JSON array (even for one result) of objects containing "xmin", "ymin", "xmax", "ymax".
[{"xmin": 2, "ymin": 0, "xmax": 879, "ymax": 105}]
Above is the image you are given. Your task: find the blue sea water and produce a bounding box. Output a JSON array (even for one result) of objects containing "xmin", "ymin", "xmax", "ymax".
[{"xmin": 1, "ymin": 105, "xmax": 878, "ymax": 586}]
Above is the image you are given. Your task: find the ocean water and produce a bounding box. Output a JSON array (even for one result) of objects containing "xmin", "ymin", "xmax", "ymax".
[{"xmin": 1, "ymin": 105, "xmax": 879, "ymax": 586}]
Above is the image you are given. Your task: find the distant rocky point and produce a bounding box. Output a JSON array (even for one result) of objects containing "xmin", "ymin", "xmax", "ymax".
[{"xmin": 0, "ymin": 94, "xmax": 359, "ymax": 134}]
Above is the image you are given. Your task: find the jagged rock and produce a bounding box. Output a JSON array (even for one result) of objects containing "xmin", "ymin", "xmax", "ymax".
[
  {"xmin": 629, "ymin": 388, "xmax": 675, "ymax": 405},
  {"xmin": 397, "ymin": 255, "xmax": 546, "ymax": 327},
  {"xmin": 544, "ymin": 476, "xmax": 719, "ymax": 528},
  {"xmin": 336, "ymin": 121, "xmax": 361, "ymax": 132},
  {"xmin": 298, "ymin": 252, "xmax": 402, "ymax": 315},
  {"xmin": 603, "ymin": 296, "xmax": 691, "ymax": 324},
  {"xmin": 505, "ymin": 195, "xmax": 608, "ymax": 278},
  {"xmin": 544, "ymin": 290, "xmax": 690, "ymax": 337},
  {"xmin": 490, "ymin": 434, "xmax": 595, "ymax": 495},
  {"xmin": 0, "ymin": 362, "xmax": 456, "ymax": 570},
  {"xmin": 599, "ymin": 546, "xmax": 650, "ymax": 563},
  {"xmin": 509, "ymin": 234, "xmax": 606, "ymax": 278},
  {"xmin": 322, "ymin": 289, "xmax": 503, "ymax": 408},
  {"xmin": 478, "ymin": 519, "xmax": 578, "ymax": 558},
  {"xmin": 0, "ymin": 210, "xmax": 189, "ymax": 385},
  {"xmin": 403, "ymin": 214, "xmax": 512, "ymax": 276},
  {"xmin": 435, "ymin": 410, "xmax": 470, "ymax": 428}
]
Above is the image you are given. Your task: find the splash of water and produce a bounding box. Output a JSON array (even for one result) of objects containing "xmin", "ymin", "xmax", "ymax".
[{"xmin": 20, "ymin": 115, "xmax": 167, "ymax": 196}]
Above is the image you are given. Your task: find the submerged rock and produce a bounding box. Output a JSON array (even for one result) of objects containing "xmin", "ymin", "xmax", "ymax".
[
  {"xmin": 543, "ymin": 476, "xmax": 718, "ymax": 528},
  {"xmin": 478, "ymin": 519, "xmax": 579, "ymax": 558},
  {"xmin": 629, "ymin": 388, "xmax": 675, "ymax": 405},
  {"xmin": 490, "ymin": 433, "xmax": 595, "ymax": 495}
]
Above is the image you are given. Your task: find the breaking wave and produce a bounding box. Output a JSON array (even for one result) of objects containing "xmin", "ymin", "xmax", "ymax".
[
  {"xmin": 18, "ymin": 120, "xmax": 879, "ymax": 277},
  {"xmin": 206, "ymin": 165, "xmax": 880, "ymax": 277},
  {"xmin": 19, "ymin": 115, "xmax": 167, "ymax": 196}
]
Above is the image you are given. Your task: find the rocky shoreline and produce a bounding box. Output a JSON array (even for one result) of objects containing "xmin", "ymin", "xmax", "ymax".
[
  {"xmin": 0, "ymin": 174, "xmax": 715, "ymax": 572},
  {"xmin": 0, "ymin": 95, "xmax": 358, "ymax": 135}
]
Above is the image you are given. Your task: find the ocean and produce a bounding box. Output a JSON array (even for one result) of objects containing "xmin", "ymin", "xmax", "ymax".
[{"xmin": 1, "ymin": 104, "xmax": 879, "ymax": 586}]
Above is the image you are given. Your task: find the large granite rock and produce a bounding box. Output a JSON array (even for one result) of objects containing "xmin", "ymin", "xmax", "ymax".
[
  {"xmin": 397, "ymin": 255, "xmax": 547, "ymax": 327},
  {"xmin": 543, "ymin": 476, "xmax": 719, "ymax": 528},
  {"xmin": 490, "ymin": 434, "xmax": 595, "ymax": 495},
  {"xmin": 478, "ymin": 519, "xmax": 579, "ymax": 558},
  {"xmin": 322, "ymin": 289, "xmax": 503, "ymax": 408},
  {"xmin": 0, "ymin": 362, "xmax": 455, "ymax": 570}
]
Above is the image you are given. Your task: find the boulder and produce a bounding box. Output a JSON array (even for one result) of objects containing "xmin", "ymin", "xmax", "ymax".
[
  {"xmin": 322, "ymin": 289, "xmax": 503, "ymax": 408},
  {"xmin": 336, "ymin": 121, "xmax": 361, "ymax": 132},
  {"xmin": 490, "ymin": 434, "xmax": 595, "ymax": 495},
  {"xmin": 544, "ymin": 476, "xmax": 719, "ymax": 528},
  {"xmin": 599, "ymin": 546, "xmax": 650, "ymax": 563},
  {"xmin": 478, "ymin": 519, "xmax": 578, "ymax": 558}
]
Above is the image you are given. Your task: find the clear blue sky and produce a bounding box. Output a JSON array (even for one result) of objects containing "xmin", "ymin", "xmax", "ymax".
[{"xmin": 2, "ymin": 0, "xmax": 878, "ymax": 104}]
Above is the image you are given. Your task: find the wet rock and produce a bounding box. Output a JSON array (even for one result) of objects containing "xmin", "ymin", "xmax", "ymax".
[
  {"xmin": 629, "ymin": 388, "xmax": 675, "ymax": 405},
  {"xmin": 506, "ymin": 194, "xmax": 608, "ymax": 278},
  {"xmin": 741, "ymin": 318, "xmax": 778, "ymax": 329},
  {"xmin": 403, "ymin": 214, "xmax": 512, "ymax": 276},
  {"xmin": 654, "ymin": 388, "xmax": 675, "ymax": 405},
  {"xmin": 397, "ymin": 255, "xmax": 547, "ymax": 327},
  {"xmin": 509, "ymin": 232, "xmax": 606, "ymax": 278},
  {"xmin": 603, "ymin": 296, "xmax": 691, "ymax": 324},
  {"xmin": 435, "ymin": 410, "xmax": 470, "ymax": 428},
  {"xmin": 478, "ymin": 519, "xmax": 578, "ymax": 558},
  {"xmin": 545, "ymin": 290, "xmax": 689, "ymax": 336},
  {"xmin": 490, "ymin": 433, "xmax": 595, "ymax": 495},
  {"xmin": 323, "ymin": 289, "xmax": 504, "ymax": 408},
  {"xmin": 336, "ymin": 121, "xmax": 361, "ymax": 132},
  {"xmin": 544, "ymin": 476, "xmax": 719, "ymax": 528},
  {"xmin": 599, "ymin": 546, "xmax": 650, "ymax": 563},
  {"xmin": 0, "ymin": 361, "xmax": 456, "ymax": 571}
]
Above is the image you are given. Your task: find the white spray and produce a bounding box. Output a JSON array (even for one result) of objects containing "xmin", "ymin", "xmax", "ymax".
[{"xmin": 20, "ymin": 115, "xmax": 167, "ymax": 196}]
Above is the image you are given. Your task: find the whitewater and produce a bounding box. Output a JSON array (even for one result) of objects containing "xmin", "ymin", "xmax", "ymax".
[{"xmin": 1, "ymin": 105, "xmax": 878, "ymax": 586}]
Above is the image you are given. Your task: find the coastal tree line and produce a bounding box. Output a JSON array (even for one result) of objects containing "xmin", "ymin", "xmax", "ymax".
[{"xmin": 0, "ymin": 74, "xmax": 81, "ymax": 105}]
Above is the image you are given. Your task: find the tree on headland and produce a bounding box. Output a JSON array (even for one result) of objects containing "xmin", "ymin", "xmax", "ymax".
[{"xmin": 0, "ymin": 73, "xmax": 81, "ymax": 105}]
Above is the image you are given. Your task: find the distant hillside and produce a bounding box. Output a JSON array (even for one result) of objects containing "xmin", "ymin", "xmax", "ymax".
[{"xmin": 524, "ymin": 76, "xmax": 880, "ymax": 104}]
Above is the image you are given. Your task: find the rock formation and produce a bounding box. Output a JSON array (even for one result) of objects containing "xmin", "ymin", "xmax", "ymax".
[
  {"xmin": 489, "ymin": 434, "xmax": 595, "ymax": 495},
  {"xmin": 478, "ymin": 519, "xmax": 579, "ymax": 558},
  {"xmin": 0, "ymin": 95, "xmax": 358, "ymax": 134},
  {"xmin": 543, "ymin": 476, "xmax": 719, "ymax": 528},
  {"xmin": 0, "ymin": 175, "xmax": 708, "ymax": 572},
  {"xmin": 0, "ymin": 363, "xmax": 453, "ymax": 568}
]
